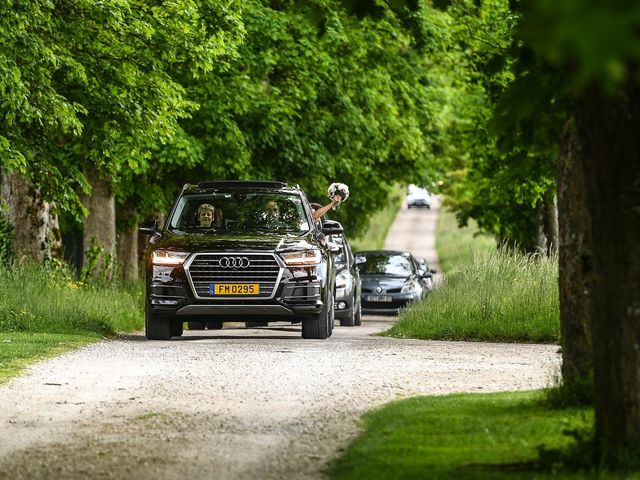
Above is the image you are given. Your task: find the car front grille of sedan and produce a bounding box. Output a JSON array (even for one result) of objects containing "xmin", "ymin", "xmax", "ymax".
[{"xmin": 185, "ymin": 253, "xmax": 282, "ymax": 299}]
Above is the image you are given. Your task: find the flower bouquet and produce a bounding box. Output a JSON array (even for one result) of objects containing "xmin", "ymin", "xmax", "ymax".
[{"xmin": 327, "ymin": 183, "xmax": 349, "ymax": 210}]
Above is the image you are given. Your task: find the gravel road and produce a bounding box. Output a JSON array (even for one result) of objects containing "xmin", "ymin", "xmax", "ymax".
[{"xmin": 0, "ymin": 198, "xmax": 560, "ymax": 480}]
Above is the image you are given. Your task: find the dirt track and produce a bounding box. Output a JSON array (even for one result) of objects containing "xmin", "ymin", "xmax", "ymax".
[{"xmin": 0, "ymin": 198, "xmax": 560, "ymax": 480}]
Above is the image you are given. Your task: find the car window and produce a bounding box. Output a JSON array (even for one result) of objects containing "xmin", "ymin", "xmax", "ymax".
[
  {"xmin": 358, "ymin": 253, "xmax": 415, "ymax": 276},
  {"xmin": 167, "ymin": 192, "xmax": 310, "ymax": 235}
]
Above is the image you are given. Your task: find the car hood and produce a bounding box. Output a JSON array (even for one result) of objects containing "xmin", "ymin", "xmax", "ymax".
[
  {"xmin": 152, "ymin": 231, "xmax": 318, "ymax": 253},
  {"xmin": 360, "ymin": 274, "xmax": 409, "ymax": 291}
]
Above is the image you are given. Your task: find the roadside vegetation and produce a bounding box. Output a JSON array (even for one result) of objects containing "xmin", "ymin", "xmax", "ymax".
[
  {"xmin": 386, "ymin": 206, "xmax": 560, "ymax": 343},
  {"xmin": 350, "ymin": 186, "xmax": 404, "ymax": 252},
  {"xmin": 330, "ymin": 391, "xmax": 619, "ymax": 480},
  {"xmin": 0, "ymin": 263, "xmax": 143, "ymax": 383}
]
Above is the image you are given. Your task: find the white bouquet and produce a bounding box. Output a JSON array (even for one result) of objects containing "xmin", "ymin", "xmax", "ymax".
[{"xmin": 327, "ymin": 183, "xmax": 349, "ymax": 210}]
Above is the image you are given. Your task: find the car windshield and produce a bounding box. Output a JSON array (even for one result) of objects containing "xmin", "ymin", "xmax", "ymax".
[
  {"xmin": 358, "ymin": 253, "xmax": 414, "ymax": 277},
  {"xmin": 167, "ymin": 191, "xmax": 311, "ymax": 235}
]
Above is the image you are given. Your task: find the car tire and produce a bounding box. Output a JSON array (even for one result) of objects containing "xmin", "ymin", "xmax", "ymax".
[
  {"xmin": 206, "ymin": 321, "xmax": 223, "ymax": 330},
  {"xmin": 302, "ymin": 294, "xmax": 332, "ymax": 339},
  {"xmin": 172, "ymin": 321, "xmax": 184, "ymax": 337},
  {"xmin": 145, "ymin": 307, "xmax": 172, "ymax": 340},
  {"xmin": 354, "ymin": 297, "xmax": 362, "ymax": 326},
  {"xmin": 245, "ymin": 321, "xmax": 268, "ymax": 328},
  {"xmin": 188, "ymin": 321, "xmax": 206, "ymax": 330}
]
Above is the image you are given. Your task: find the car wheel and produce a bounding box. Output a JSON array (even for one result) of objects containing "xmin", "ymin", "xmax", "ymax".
[
  {"xmin": 172, "ymin": 321, "xmax": 184, "ymax": 337},
  {"xmin": 206, "ymin": 321, "xmax": 223, "ymax": 330},
  {"xmin": 354, "ymin": 297, "xmax": 362, "ymax": 326},
  {"xmin": 145, "ymin": 307, "xmax": 172, "ymax": 340},
  {"xmin": 302, "ymin": 295, "xmax": 332, "ymax": 340},
  {"xmin": 245, "ymin": 321, "xmax": 268, "ymax": 328},
  {"xmin": 188, "ymin": 321, "xmax": 206, "ymax": 330}
]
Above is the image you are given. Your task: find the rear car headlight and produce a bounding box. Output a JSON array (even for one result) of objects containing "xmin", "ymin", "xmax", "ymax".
[
  {"xmin": 152, "ymin": 250, "xmax": 189, "ymax": 266},
  {"xmin": 281, "ymin": 249, "xmax": 322, "ymax": 266}
]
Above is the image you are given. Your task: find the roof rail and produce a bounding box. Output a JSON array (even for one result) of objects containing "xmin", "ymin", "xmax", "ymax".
[{"xmin": 197, "ymin": 180, "xmax": 288, "ymax": 189}]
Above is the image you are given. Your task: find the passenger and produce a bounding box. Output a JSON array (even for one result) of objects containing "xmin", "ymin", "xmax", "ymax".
[
  {"xmin": 265, "ymin": 200, "xmax": 280, "ymax": 222},
  {"xmin": 197, "ymin": 203, "xmax": 215, "ymax": 228},
  {"xmin": 312, "ymin": 194, "xmax": 342, "ymax": 221}
]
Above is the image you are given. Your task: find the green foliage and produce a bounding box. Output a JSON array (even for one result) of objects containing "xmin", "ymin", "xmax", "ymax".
[
  {"xmin": 330, "ymin": 391, "xmax": 613, "ymax": 479},
  {"xmin": 0, "ymin": 262, "xmax": 142, "ymax": 336},
  {"xmin": 387, "ymin": 204, "xmax": 559, "ymax": 343},
  {"xmin": 0, "ymin": 199, "xmax": 12, "ymax": 265},
  {"xmin": 1, "ymin": 0, "xmax": 243, "ymax": 218},
  {"xmin": 387, "ymin": 247, "xmax": 560, "ymax": 344}
]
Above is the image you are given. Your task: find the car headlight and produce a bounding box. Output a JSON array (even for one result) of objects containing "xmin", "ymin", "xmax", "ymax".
[
  {"xmin": 335, "ymin": 270, "xmax": 351, "ymax": 289},
  {"xmin": 401, "ymin": 282, "xmax": 417, "ymax": 294},
  {"xmin": 152, "ymin": 250, "xmax": 189, "ymax": 266},
  {"xmin": 281, "ymin": 249, "xmax": 322, "ymax": 266}
]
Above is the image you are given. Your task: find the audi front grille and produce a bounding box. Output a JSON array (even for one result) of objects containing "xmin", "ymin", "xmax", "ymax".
[{"xmin": 184, "ymin": 253, "xmax": 283, "ymax": 299}]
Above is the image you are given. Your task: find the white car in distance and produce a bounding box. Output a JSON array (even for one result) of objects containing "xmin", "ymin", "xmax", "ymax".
[{"xmin": 406, "ymin": 184, "xmax": 431, "ymax": 209}]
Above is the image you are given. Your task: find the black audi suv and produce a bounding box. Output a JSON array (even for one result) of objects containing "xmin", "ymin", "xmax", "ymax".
[{"xmin": 140, "ymin": 181, "xmax": 342, "ymax": 340}]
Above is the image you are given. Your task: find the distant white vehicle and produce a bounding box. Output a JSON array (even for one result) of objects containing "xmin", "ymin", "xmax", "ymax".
[{"xmin": 406, "ymin": 186, "xmax": 431, "ymax": 209}]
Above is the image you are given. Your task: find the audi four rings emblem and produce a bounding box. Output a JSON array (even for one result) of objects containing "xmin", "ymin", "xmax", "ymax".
[{"xmin": 219, "ymin": 256, "xmax": 251, "ymax": 269}]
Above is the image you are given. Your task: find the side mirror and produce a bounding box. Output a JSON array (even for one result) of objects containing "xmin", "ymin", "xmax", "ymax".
[
  {"xmin": 322, "ymin": 220, "xmax": 343, "ymax": 235},
  {"xmin": 354, "ymin": 255, "xmax": 366, "ymax": 265},
  {"xmin": 139, "ymin": 220, "xmax": 158, "ymax": 235}
]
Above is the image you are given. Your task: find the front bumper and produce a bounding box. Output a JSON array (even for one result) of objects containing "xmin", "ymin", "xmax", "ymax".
[
  {"xmin": 360, "ymin": 292, "xmax": 418, "ymax": 314},
  {"xmin": 147, "ymin": 264, "xmax": 327, "ymax": 321}
]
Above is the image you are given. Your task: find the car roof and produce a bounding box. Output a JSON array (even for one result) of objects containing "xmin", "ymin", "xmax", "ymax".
[
  {"xmin": 356, "ymin": 250, "xmax": 413, "ymax": 256},
  {"xmin": 181, "ymin": 180, "xmax": 301, "ymax": 195}
]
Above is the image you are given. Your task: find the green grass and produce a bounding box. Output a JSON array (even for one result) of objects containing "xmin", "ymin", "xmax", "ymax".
[
  {"xmin": 330, "ymin": 391, "xmax": 630, "ymax": 480},
  {"xmin": 351, "ymin": 185, "xmax": 404, "ymax": 252},
  {"xmin": 386, "ymin": 206, "xmax": 560, "ymax": 343},
  {"xmin": 436, "ymin": 206, "xmax": 496, "ymax": 274},
  {"xmin": 0, "ymin": 263, "xmax": 143, "ymax": 382}
]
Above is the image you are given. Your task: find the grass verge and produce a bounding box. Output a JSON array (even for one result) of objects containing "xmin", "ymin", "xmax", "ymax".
[
  {"xmin": 0, "ymin": 263, "xmax": 143, "ymax": 383},
  {"xmin": 350, "ymin": 185, "xmax": 404, "ymax": 252},
  {"xmin": 386, "ymin": 206, "xmax": 559, "ymax": 343},
  {"xmin": 329, "ymin": 391, "xmax": 629, "ymax": 480}
]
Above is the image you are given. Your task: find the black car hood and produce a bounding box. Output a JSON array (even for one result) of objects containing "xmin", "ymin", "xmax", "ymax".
[
  {"xmin": 152, "ymin": 231, "xmax": 318, "ymax": 253},
  {"xmin": 360, "ymin": 274, "xmax": 409, "ymax": 291}
]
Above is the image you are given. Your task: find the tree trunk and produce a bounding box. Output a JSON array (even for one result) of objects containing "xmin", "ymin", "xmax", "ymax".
[
  {"xmin": 535, "ymin": 199, "xmax": 548, "ymax": 254},
  {"xmin": 80, "ymin": 166, "xmax": 116, "ymax": 279},
  {"xmin": 116, "ymin": 201, "xmax": 138, "ymax": 284},
  {"xmin": 556, "ymin": 120, "xmax": 593, "ymax": 392},
  {"xmin": 575, "ymin": 80, "xmax": 640, "ymax": 462},
  {"xmin": 545, "ymin": 191, "xmax": 559, "ymax": 255},
  {"xmin": 0, "ymin": 170, "xmax": 61, "ymax": 262}
]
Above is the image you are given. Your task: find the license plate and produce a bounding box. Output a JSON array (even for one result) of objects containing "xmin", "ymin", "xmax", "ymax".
[
  {"xmin": 367, "ymin": 295, "xmax": 392, "ymax": 302},
  {"xmin": 211, "ymin": 284, "xmax": 260, "ymax": 295}
]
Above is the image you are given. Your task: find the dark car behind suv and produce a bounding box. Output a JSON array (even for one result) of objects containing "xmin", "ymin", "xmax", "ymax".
[{"xmin": 140, "ymin": 181, "xmax": 343, "ymax": 340}]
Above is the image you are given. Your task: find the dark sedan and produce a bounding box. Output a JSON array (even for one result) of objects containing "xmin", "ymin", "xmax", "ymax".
[{"xmin": 356, "ymin": 250, "xmax": 427, "ymax": 314}]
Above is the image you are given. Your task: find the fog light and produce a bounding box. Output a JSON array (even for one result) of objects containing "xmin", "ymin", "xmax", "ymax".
[
  {"xmin": 337, "ymin": 301, "xmax": 347, "ymax": 310},
  {"xmin": 151, "ymin": 299, "xmax": 179, "ymax": 306}
]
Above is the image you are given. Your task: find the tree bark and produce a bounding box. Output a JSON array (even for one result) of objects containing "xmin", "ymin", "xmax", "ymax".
[
  {"xmin": 575, "ymin": 79, "xmax": 640, "ymax": 461},
  {"xmin": 0, "ymin": 170, "xmax": 61, "ymax": 262},
  {"xmin": 545, "ymin": 191, "xmax": 559, "ymax": 255},
  {"xmin": 80, "ymin": 166, "xmax": 116, "ymax": 279},
  {"xmin": 535, "ymin": 199, "xmax": 548, "ymax": 254},
  {"xmin": 556, "ymin": 121, "xmax": 593, "ymax": 391},
  {"xmin": 116, "ymin": 201, "xmax": 138, "ymax": 284}
]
